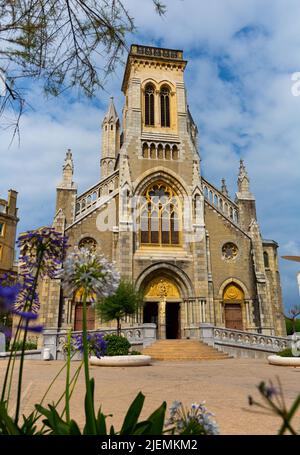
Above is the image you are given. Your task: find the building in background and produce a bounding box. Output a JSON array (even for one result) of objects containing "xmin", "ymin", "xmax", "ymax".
[
  {"xmin": 0, "ymin": 190, "xmax": 18, "ymax": 276},
  {"xmin": 39, "ymin": 45, "xmax": 286, "ymax": 338}
]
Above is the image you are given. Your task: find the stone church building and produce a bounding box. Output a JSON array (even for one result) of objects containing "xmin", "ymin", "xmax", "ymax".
[{"xmin": 39, "ymin": 45, "xmax": 286, "ymax": 339}]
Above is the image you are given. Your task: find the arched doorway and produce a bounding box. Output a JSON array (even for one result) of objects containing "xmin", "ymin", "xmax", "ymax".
[
  {"xmin": 223, "ymin": 283, "xmax": 244, "ymax": 330},
  {"xmin": 144, "ymin": 276, "xmax": 181, "ymax": 339}
]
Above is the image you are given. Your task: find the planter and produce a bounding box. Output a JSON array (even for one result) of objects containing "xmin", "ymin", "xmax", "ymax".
[
  {"xmin": 268, "ymin": 355, "xmax": 300, "ymax": 367},
  {"xmin": 89, "ymin": 354, "xmax": 152, "ymax": 367}
]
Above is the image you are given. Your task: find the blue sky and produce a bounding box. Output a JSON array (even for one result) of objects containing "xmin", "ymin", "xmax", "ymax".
[{"xmin": 1, "ymin": 0, "xmax": 300, "ymax": 310}]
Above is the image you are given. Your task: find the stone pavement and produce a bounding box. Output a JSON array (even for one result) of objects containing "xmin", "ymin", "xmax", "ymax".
[{"xmin": 1, "ymin": 358, "xmax": 300, "ymax": 435}]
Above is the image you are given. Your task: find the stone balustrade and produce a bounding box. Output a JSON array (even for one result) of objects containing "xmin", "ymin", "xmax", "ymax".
[
  {"xmin": 43, "ymin": 324, "xmax": 157, "ymax": 360},
  {"xmin": 213, "ymin": 326, "xmax": 290, "ymax": 352},
  {"xmin": 75, "ymin": 171, "xmax": 119, "ymax": 219},
  {"xmin": 202, "ymin": 178, "xmax": 239, "ymax": 225}
]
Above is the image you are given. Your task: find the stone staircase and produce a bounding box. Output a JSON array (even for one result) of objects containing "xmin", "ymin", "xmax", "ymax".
[{"xmin": 142, "ymin": 339, "xmax": 230, "ymax": 361}]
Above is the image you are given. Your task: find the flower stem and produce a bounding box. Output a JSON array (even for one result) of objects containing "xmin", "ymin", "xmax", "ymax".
[
  {"xmin": 65, "ymin": 329, "xmax": 71, "ymax": 424},
  {"xmin": 82, "ymin": 290, "xmax": 96, "ymax": 434},
  {"xmin": 14, "ymin": 250, "xmax": 43, "ymax": 424},
  {"xmin": 1, "ymin": 312, "xmax": 26, "ymax": 403}
]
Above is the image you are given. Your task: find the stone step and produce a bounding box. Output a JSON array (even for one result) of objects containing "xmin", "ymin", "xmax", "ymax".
[
  {"xmin": 142, "ymin": 339, "xmax": 230, "ymax": 361},
  {"xmin": 151, "ymin": 354, "xmax": 229, "ymax": 361}
]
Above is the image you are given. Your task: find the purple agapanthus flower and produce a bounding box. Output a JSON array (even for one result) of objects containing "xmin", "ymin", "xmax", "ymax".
[
  {"xmin": 19, "ymin": 324, "xmax": 43, "ymax": 333},
  {"xmin": 14, "ymin": 274, "xmax": 40, "ymax": 314},
  {"xmin": 0, "ymin": 279, "xmax": 42, "ymax": 333},
  {"xmin": 18, "ymin": 227, "xmax": 68, "ymax": 279},
  {"xmin": 0, "ymin": 284, "xmax": 20, "ymax": 313},
  {"xmin": 73, "ymin": 332, "xmax": 107, "ymax": 358},
  {"xmin": 259, "ymin": 382, "xmax": 279, "ymax": 399}
]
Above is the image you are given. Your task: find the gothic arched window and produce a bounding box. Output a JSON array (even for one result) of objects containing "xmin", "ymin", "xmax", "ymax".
[
  {"xmin": 145, "ymin": 83, "xmax": 155, "ymax": 126},
  {"xmin": 160, "ymin": 86, "xmax": 170, "ymax": 127},
  {"xmin": 264, "ymin": 251, "xmax": 270, "ymax": 268},
  {"xmin": 140, "ymin": 182, "xmax": 181, "ymax": 246}
]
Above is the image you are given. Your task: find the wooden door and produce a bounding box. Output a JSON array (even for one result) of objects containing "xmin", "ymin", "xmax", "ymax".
[
  {"xmin": 74, "ymin": 304, "xmax": 95, "ymax": 331},
  {"xmin": 224, "ymin": 304, "xmax": 243, "ymax": 330}
]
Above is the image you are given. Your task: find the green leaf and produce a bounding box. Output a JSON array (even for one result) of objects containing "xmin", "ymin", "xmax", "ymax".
[
  {"xmin": 96, "ymin": 407, "xmax": 108, "ymax": 435},
  {"xmin": 0, "ymin": 403, "xmax": 22, "ymax": 435},
  {"xmin": 35, "ymin": 404, "xmax": 70, "ymax": 435},
  {"xmin": 83, "ymin": 378, "xmax": 97, "ymax": 435},
  {"xmin": 20, "ymin": 411, "xmax": 39, "ymax": 435},
  {"xmin": 69, "ymin": 420, "xmax": 82, "ymax": 435},
  {"xmin": 143, "ymin": 402, "xmax": 167, "ymax": 435},
  {"xmin": 120, "ymin": 392, "xmax": 145, "ymax": 434},
  {"xmin": 131, "ymin": 421, "xmax": 152, "ymax": 435},
  {"xmin": 278, "ymin": 394, "xmax": 300, "ymax": 435}
]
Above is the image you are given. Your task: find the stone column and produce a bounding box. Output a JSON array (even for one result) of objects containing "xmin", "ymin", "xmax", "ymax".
[{"xmin": 158, "ymin": 298, "xmax": 166, "ymax": 339}]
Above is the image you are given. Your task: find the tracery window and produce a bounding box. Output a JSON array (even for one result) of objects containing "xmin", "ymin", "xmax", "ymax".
[
  {"xmin": 145, "ymin": 83, "xmax": 155, "ymax": 126},
  {"xmin": 160, "ymin": 86, "xmax": 170, "ymax": 127},
  {"xmin": 140, "ymin": 182, "xmax": 181, "ymax": 246},
  {"xmin": 222, "ymin": 242, "xmax": 238, "ymax": 260},
  {"xmin": 78, "ymin": 237, "xmax": 97, "ymax": 252}
]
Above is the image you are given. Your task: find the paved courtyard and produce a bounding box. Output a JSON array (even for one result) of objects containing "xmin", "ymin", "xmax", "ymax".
[{"xmin": 1, "ymin": 358, "xmax": 300, "ymax": 435}]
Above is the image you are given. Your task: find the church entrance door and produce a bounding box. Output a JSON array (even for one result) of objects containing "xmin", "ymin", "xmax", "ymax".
[
  {"xmin": 143, "ymin": 276, "xmax": 182, "ymax": 339},
  {"xmin": 74, "ymin": 303, "xmax": 95, "ymax": 331},
  {"xmin": 224, "ymin": 304, "xmax": 243, "ymax": 330},
  {"xmin": 166, "ymin": 302, "xmax": 180, "ymax": 339},
  {"xmin": 223, "ymin": 283, "xmax": 245, "ymax": 331}
]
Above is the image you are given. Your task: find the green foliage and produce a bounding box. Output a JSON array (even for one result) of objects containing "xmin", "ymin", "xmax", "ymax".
[
  {"xmin": 97, "ymin": 280, "xmax": 144, "ymax": 335},
  {"xmin": 10, "ymin": 341, "xmax": 37, "ymax": 351},
  {"xmin": 0, "ymin": 389, "xmax": 166, "ymax": 435},
  {"xmin": 0, "ymin": 1, "xmax": 166, "ymax": 136},
  {"xmin": 285, "ymin": 317, "xmax": 300, "ymax": 335},
  {"xmin": 130, "ymin": 350, "xmax": 142, "ymax": 356},
  {"xmin": 103, "ymin": 334, "xmax": 131, "ymax": 356},
  {"xmin": 0, "ymin": 402, "xmax": 41, "ymax": 435},
  {"xmin": 277, "ymin": 348, "xmax": 294, "ymax": 357}
]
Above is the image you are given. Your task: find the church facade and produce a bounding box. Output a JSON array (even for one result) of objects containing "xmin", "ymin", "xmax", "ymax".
[{"xmin": 39, "ymin": 44, "xmax": 286, "ymax": 338}]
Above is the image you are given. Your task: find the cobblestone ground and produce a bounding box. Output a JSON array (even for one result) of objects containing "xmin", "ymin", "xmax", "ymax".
[{"xmin": 1, "ymin": 358, "xmax": 300, "ymax": 435}]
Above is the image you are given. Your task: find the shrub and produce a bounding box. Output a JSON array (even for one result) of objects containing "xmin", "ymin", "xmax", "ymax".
[
  {"xmin": 103, "ymin": 334, "xmax": 131, "ymax": 356},
  {"xmin": 130, "ymin": 350, "xmax": 142, "ymax": 356},
  {"xmin": 277, "ymin": 348, "xmax": 294, "ymax": 357},
  {"xmin": 11, "ymin": 341, "xmax": 37, "ymax": 351}
]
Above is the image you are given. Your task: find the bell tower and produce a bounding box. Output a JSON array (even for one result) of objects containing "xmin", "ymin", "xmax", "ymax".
[{"xmin": 120, "ymin": 44, "xmax": 201, "ymax": 185}]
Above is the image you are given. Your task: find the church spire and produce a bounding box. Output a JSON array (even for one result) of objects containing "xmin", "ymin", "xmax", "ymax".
[
  {"xmin": 101, "ymin": 98, "xmax": 120, "ymax": 178},
  {"xmin": 235, "ymin": 159, "xmax": 256, "ymax": 230},
  {"xmin": 103, "ymin": 97, "xmax": 119, "ymax": 124},
  {"xmin": 236, "ymin": 159, "xmax": 254, "ymax": 200},
  {"xmin": 56, "ymin": 149, "xmax": 77, "ymax": 226},
  {"xmin": 59, "ymin": 149, "xmax": 75, "ymax": 189},
  {"xmin": 221, "ymin": 178, "xmax": 229, "ymax": 197},
  {"xmin": 238, "ymin": 159, "xmax": 250, "ymax": 194}
]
